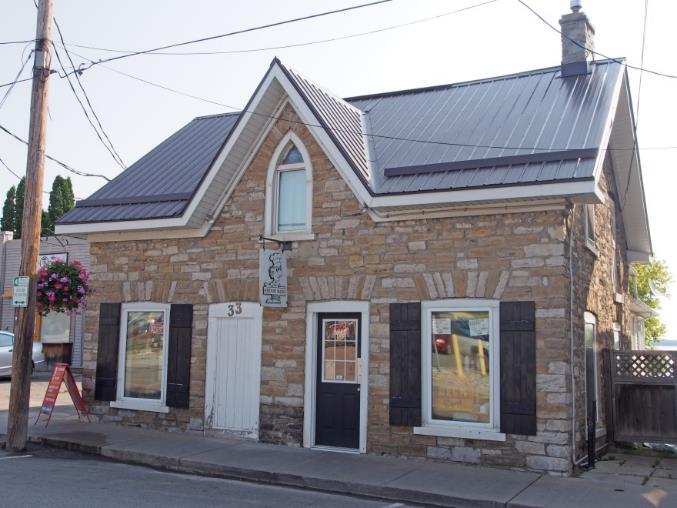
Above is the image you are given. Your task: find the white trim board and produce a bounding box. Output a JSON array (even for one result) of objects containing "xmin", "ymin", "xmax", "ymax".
[{"xmin": 303, "ymin": 300, "xmax": 369, "ymax": 454}]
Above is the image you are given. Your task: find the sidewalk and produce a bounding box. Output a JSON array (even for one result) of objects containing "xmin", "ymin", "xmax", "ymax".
[{"xmin": 1, "ymin": 419, "xmax": 675, "ymax": 507}]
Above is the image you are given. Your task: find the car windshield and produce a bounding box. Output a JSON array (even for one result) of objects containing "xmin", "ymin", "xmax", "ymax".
[{"xmin": 0, "ymin": 333, "xmax": 12, "ymax": 348}]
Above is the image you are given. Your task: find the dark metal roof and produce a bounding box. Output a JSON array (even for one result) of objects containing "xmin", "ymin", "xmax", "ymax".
[
  {"xmin": 283, "ymin": 64, "xmax": 370, "ymax": 184},
  {"xmin": 59, "ymin": 113, "xmax": 239, "ymax": 224},
  {"xmin": 60, "ymin": 59, "xmax": 624, "ymax": 224},
  {"xmin": 347, "ymin": 59, "xmax": 622, "ymax": 194}
]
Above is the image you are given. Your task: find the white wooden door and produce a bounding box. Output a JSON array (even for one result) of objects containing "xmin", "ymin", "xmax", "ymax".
[{"xmin": 205, "ymin": 302, "xmax": 262, "ymax": 437}]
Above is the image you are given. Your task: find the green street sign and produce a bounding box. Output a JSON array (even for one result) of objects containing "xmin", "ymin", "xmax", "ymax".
[{"xmin": 12, "ymin": 276, "xmax": 29, "ymax": 307}]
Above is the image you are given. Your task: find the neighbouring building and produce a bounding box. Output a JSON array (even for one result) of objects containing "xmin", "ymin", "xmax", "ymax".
[
  {"xmin": 56, "ymin": 4, "xmax": 652, "ymax": 474},
  {"xmin": 0, "ymin": 233, "xmax": 90, "ymax": 367}
]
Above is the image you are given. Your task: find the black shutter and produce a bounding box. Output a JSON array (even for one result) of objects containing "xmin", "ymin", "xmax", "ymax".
[
  {"xmin": 166, "ymin": 304, "xmax": 193, "ymax": 408},
  {"xmin": 500, "ymin": 301, "xmax": 537, "ymax": 435},
  {"xmin": 94, "ymin": 303, "xmax": 121, "ymax": 401},
  {"xmin": 389, "ymin": 302, "xmax": 421, "ymax": 427}
]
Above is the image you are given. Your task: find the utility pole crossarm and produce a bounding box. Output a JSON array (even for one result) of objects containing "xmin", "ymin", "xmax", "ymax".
[{"xmin": 7, "ymin": 0, "xmax": 53, "ymax": 452}]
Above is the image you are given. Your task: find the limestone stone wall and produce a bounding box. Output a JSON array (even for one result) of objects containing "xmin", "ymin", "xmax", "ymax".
[
  {"xmin": 83, "ymin": 104, "xmax": 579, "ymax": 473},
  {"xmin": 569, "ymin": 154, "xmax": 633, "ymax": 461}
]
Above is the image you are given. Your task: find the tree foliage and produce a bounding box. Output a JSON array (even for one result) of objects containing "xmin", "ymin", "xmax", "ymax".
[
  {"xmin": 1, "ymin": 186, "xmax": 16, "ymax": 233},
  {"xmin": 633, "ymin": 259, "xmax": 672, "ymax": 346},
  {"xmin": 14, "ymin": 176, "xmax": 25, "ymax": 239},
  {"xmin": 2, "ymin": 175, "xmax": 76, "ymax": 238}
]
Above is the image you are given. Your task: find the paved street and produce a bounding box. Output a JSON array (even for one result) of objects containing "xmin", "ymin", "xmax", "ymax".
[{"xmin": 0, "ymin": 446, "xmax": 404, "ymax": 508}]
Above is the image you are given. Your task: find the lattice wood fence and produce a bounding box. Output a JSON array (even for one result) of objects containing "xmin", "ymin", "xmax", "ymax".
[{"xmin": 608, "ymin": 350, "xmax": 677, "ymax": 444}]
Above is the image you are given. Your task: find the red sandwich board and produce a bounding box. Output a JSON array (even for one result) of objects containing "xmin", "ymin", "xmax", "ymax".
[{"xmin": 35, "ymin": 363, "xmax": 90, "ymax": 426}]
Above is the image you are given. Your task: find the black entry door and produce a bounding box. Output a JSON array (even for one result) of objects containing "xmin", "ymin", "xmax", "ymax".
[{"xmin": 315, "ymin": 313, "xmax": 361, "ymax": 449}]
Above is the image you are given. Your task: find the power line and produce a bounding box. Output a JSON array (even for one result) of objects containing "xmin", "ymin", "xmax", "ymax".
[
  {"xmin": 0, "ymin": 123, "xmax": 111, "ymax": 181},
  {"xmin": 0, "ymin": 156, "xmax": 21, "ymax": 179},
  {"xmin": 57, "ymin": 0, "xmax": 394, "ymax": 77},
  {"xmin": 66, "ymin": 0, "xmax": 498, "ymax": 57},
  {"xmin": 80, "ymin": 54, "xmax": 677, "ymax": 154},
  {"xmin": 0, "ymin": 39, "xmax": 36, "ymax": 46},
  {"xmin": 517, "ymin": 0, "xmax": 677, "ymax": 80},
  {"xmin": 51, "ymin": 43, "xmax": 127, "ymax": 170},
  {"xmin": 0, "ymin": 156, "xmax": 53, "ymax": 196},
  {"xmin": 0, "ymin": 48, "xmax": 33, "ymax": 110},
  {"xmin": 622, "ymin": 0, "xmax": 649, "ymax": 209},
  {"xmin": 52, "ymin": 18, "xmax": 126, "ymax": 168},
  {"xmin": 0, "ymin": 76, "xmax": 34, "ymax": 89}
]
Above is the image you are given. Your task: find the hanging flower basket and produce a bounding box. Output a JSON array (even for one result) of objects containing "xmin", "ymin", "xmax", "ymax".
[{"xmin": 36, "ymin": 259, "xmax": 92, "ymax": 316}]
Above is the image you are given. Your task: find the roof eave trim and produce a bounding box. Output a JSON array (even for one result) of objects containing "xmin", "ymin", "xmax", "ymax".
[{"xmin": 369, "ymin": 179, "xmax": 598, "ymax": 209}]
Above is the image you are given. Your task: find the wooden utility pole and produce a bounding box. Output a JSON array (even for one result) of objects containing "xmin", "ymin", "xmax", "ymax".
[{"xmin": 7, "ymin": 0, "xmax": 53, "ymax": 452}]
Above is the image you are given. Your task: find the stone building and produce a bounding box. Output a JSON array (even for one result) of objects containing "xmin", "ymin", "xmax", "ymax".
[{"xmin": 56, "ymin": 5, "xmax": 652, "ymax": 474}]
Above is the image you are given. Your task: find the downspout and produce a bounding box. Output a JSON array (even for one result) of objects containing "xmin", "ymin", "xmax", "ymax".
[{"xmin": 566, "ymin": 202, "xmax": 578, "ymax": 466}]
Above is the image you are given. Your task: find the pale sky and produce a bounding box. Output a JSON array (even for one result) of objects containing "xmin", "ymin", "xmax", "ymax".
[{"xmin": 1, "ymin": 0, "xmax": 676, "ymax": 338}]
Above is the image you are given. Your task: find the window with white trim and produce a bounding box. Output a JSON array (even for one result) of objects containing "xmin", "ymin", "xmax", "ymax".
[
  {"xmin": 115, "ymin": 302, "xmax": 170, "ymax": 411},
  {"xmin": 265, "ymin": 133, "xmax": 313, "ymax": 239},
  {"xmin": 420, "ymin": 299, "xmax": 501, "ymax": 438},
  {"xmin": 584, "ymin": 204, "xmax": 596, "ymax": 249}
]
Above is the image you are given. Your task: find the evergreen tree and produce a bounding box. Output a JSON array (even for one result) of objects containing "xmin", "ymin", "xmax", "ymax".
[
  {"xmin": 45, "ymin": 175, "xmax": 76, "ymax": 234},
  {"xmin": 1, "ymin": 185, "xmax": 16, "ymax": 233},
  {"xmin": 40, "ymin": 210, "xmax": 51, "ymax": 237},
  {"xmin": 14, "ymin": 177, "xmax": 25, "ymax": 239}
]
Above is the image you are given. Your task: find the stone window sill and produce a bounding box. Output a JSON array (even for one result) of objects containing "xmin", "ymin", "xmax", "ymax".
[
  {"xmin": 111, "ymin": 399, "xmax": 169, "ymax": 413},
  {"xmin": 414, "ymin": 424, "xmax": 506, "ymax": 442}
]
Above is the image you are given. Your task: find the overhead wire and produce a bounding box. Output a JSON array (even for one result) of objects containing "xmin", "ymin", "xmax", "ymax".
[
  {"xmin": 0, "ymin": 123, "xmax": 111, "ymax": 181},
  {"xmin": 51, "ymin": 44, "xmax": 126, "ymax": 170},
  {"xmin": 66, "ymin": 0, "xmax": 498, "ymax": 57},
  {"xmin": 0, "ymin": 47, "xmax": 33, "ymax": 110},
  {"xmin": 55, "ymin": 0, "xmax": 394, "ymax": 78},
  {"xmin": 52, "ymin": 18, "xmax": 126, "ymax": 168},
  {"xmin": 68, "ymin": 48, "xmax": 677, "ymax": 154},
  {"xmin": 621, "ymin": 0, "xmax": 649, "ymax": 209},
  {"xmin": 0, "ymin": 156, "xmax": 22, "ymax": 179},
  {"xmin": 517, "ymin": 0, "xmax": 677, "ymax": 80},
  {"xmin": 0, "ymin": 39, "xmax": 36, "ymax": 46}
]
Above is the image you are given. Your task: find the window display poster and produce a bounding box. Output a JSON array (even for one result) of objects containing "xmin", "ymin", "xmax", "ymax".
[
  {"xmin": 432, "ymin": 316, "xmax": 451, "ymax": 334},
  {"xmin": 469, "ymin": 318, "xmax": 489, "ymax": 337}
]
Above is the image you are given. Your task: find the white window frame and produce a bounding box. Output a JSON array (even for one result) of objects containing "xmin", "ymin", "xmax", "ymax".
[
  {"xmin": 111, "ymin": 302, "xmax": 170, "ymax": 413},
  {"xmin": 584, "ymin": 204, "xmax": 598, "ymax": 255},
  {"xmin": 584, "ymin": 312, "xmax": 600, "ymax": 424},
  {"xmin": 264, "ymin": 131, "xmax": 314, "ymax": 242},
  {"xmin": 612, "ymin": 322, "xmax": 621, "ymax": 350},
  {"xmin": 415, "ymin": 299, "xmax": 505, "ymax": 442}
]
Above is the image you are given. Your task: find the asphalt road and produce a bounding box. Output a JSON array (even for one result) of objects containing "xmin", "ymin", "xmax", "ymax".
[{"xmin": 0, "ymin": 446, "xmax": 408, "ymax": 508}]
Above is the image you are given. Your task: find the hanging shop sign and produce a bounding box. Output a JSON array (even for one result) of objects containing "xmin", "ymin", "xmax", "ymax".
[
  {"xmin": 259, "ymin": 248, "xmax": 288, "ymax": 308},
  {"xmin": 38, "ymin": 252, "xmax": 67, "ymax": 269}
]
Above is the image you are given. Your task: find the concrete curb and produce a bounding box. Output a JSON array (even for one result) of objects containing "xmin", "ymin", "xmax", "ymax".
[{"xmin": 30, "ymin": 434, "xmax": 508, "ymax": 508}]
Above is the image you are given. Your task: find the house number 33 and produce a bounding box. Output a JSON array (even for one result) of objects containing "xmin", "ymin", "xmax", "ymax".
[{"xmin": 226, "ymin": 302, "xmax": 243, "ymax": 317}]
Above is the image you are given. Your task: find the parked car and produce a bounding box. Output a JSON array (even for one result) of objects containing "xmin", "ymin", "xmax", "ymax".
[{"xmin": 0, "ymin": 331, "xmax": 45, "ymax": 378}]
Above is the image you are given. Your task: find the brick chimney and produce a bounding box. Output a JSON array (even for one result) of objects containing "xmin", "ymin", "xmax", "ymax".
[{"xmin": 559, "ymin": 0, "xmax": 595, "ymax": 77}]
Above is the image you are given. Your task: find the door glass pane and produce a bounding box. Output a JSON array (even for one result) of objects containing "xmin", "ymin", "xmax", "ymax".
[
  {"xmin": 431, "ymin": 310, "xmax": 490, "ymax": 423},
  {"xmin": 277, "ymin": 169, "xmax": 306, "ymax": 232},
  {"xmin": 322, "ymin": 319, "xmax": 357, "ymax": 382},
  {"xmin": 124, "ymin": 311, "xmax": 164, "ymax": 400}
]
